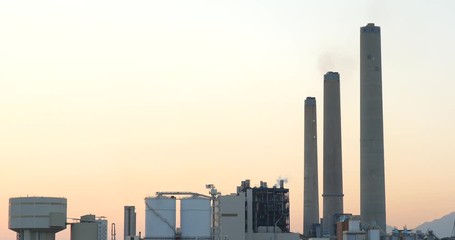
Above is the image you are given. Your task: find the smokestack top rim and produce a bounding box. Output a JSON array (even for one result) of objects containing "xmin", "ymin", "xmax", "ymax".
[
  {"xmin": 305, "ymin": 97, "xmax": 316, "ymax": 105},
  {"xmin": 361, "ymin": 23, "xmax": 380, "ymax": 32},
  {"xmin": 324, "ymin": 71, "xmax": 340, "ymax": 81}
]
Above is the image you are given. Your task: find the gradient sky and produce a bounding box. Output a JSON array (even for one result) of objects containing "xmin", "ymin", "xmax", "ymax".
[{"xmin": 1, "ymin": 1, "xmax": 455, "ymax": 239}]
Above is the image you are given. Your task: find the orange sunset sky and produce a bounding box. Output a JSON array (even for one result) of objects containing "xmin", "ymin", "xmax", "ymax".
[{"xmin": 1, "ymin": 1, "xmax": 455, "ymax": 240}]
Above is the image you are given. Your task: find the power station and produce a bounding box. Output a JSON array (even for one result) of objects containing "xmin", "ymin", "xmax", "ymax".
[
  {"xmin": 302, "ymin": 23, "xmax": 387, "ymax": 239},
  {"xmin": 5, "ymin": 23, "xmax": 392, "ymax": 240}
]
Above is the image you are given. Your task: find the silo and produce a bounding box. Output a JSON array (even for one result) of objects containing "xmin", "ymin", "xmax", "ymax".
[
  {"xmin": 9, "ymin": 197, "xmax": 67, "ymax": 240},
  {"xmin": 71, "ymin": 215, "xmax": 107, "ymax": 240},
  {"xmin": 145, "ymin": 197, "xmax": 176, "ymax": 239},
  {"xmin": 180, "ymin": 197, "xmax": 211, "ymax": 240},
  {"xmin": 71, "ymin": 222, "xmax": 98, "ymax": 240}
]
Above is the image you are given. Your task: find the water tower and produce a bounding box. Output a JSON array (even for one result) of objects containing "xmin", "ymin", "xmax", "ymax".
[{"xmin": 9, "ymin": 197, "xmax": 67, "ymax": 240}]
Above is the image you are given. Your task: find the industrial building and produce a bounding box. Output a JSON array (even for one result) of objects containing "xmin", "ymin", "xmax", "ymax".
[
  {"xmin": 71, "ymin": 214, "xmax": 108, "ymax": 240},
  {"xmin": 219, "ymin": 180, "xmax": 300, "ymax": 240},
  {"xmin": 8, "ymin": 197, "xmax": 67, "ymax": 240},
  {"xmin": 304, "ymin": 96, "xmax": 320, "ymax": 237},
  {"xmin": 124, "ymin": 206, "xmax": 137, "ymax": 240},
  {"xmin": 5, "ymin": 23, "xmax": 394, "ymax": 240},
  {"xmin": 303, "ymin": 23, "xmax": 388, "ymax": 239},
  {"xmin": 360, "ymin": 23, "xmax": 387, "ymax": 233}
]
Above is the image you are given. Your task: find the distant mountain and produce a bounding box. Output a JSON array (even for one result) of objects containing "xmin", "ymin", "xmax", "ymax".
[{"xmin": 414, "ymin": 212, "xmax": 455, "ymax": 238}]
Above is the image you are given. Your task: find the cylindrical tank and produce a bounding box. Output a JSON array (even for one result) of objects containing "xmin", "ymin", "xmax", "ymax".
[
  {"xmin": 145, "ymin": 197, "xmax": 176, "ymax": 239},
  {"xmin": 180, "ymin": 197, "xmax": 211, "ymax": 239},
  {"xmin": 9, "ymin": 197, "xmax": 67, "ymax": 240},
  {"xmin": 71, "ymin": 215, "xmax": 107, "ymax": 240},
  {"xmin": 71, "ymin": 222, "xmax": 98, "ymax": 240}
]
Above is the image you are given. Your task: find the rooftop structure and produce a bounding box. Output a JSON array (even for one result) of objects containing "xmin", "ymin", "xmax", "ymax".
[{"xmin": 71, "ymin": 214, "xmax": 108, "ymax": 240}]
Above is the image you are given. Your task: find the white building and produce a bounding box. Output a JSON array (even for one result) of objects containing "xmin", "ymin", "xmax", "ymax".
[
  {"xmin": 71, "ymin": 214, "xmax": 107, "ymax": 240},
  {"xmin": 219, "ymin": 180, "xmax": 300, "ymax": 240}
]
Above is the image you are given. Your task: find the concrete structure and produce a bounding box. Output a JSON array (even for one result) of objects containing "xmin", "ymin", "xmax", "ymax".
[
  {"xmin": 180, "ymin": 197, "xmax": 211, "ymax": 239},
  {"xmin": 96, "ymin": 217, "xmax": 108, "ymax": 240},
  {"xmin": 342, "ymin": 231, "xmax": 366, "ymax": 240},
  {"xmin": 219, "ymin": 180, "xmax": 300, "ymax": 240},
  {"xmin": 338, "ymin": 217, "xmax": 366, "ymax": 240},
  {"xmin": 219, "ymin": 193, "xmax": 247, "ymax": 240},
  {"xmin": 71, "ymin": 215, "xmax": 98, "ymax": 240},
  {"xmin": 360, "ymin": 23, "xmax": 386, "ymax": 232},
  {"xmin": 8, "ymin": 197, "xmax": 67, "ymax": 240},
  {"xmin": 368, "ymin": 229, "xmax": 380, "ymax": 240},
  {"xmin": 124, "ymin": 206, "xmax": 136, "ymax": 240},
  {"xmin": 304, "ymin": 96, "xmax": 320, "ymax": 237},
  {"xmin": 71, "ymin": 215, "xmax": 108, "ymax": 240},
  {"xmin": 145, "ymin": 196, "xmax": 176, "ymax": 239},
  {"xmin": 71, "ymin": 221, "xmax": 98, "ymax": 240},
  {"xmin": 323, "ymin": 72, "xmax": 344, "ymax": 237}
]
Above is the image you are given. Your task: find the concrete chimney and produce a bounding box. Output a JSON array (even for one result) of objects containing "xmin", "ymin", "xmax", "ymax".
[
  {"xmin": 304, "ymin": 97, "xmax": 319, "ymax": 236},
  {"xmin": 360, "ymin": 23, "xmax": 386, "ymax": 232},
  {"xmin": 323, "ymin": 72, "xmax": 344, "ymax": 237}
]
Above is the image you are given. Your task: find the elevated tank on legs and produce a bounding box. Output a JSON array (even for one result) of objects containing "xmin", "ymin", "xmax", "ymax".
[{"xmin": 9, "ymin": 197, "xmax": 67, "ymax": 240}]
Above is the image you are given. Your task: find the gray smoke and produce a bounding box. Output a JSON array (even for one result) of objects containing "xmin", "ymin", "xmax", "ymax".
[{"xmin": 275, "ymin": 176, "xmax": 288, "ymax": 187}]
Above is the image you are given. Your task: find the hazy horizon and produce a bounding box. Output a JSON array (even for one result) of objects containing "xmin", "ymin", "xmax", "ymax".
[{"xmin": 1, "ymin": 1, "xmax": 455, "ymax": 240}]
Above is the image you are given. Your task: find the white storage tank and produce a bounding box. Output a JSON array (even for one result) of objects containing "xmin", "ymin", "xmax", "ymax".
[
  {"xmin": 9, "ymin": 197, "xmax": 67, "ymax": 240},
  {"xmin": 145, "ymin": 197, "xmax": 176, "ymax": 239},
  {"xmin": 180, "ymin": 197, "xmax": 211, "ymax": 239}
]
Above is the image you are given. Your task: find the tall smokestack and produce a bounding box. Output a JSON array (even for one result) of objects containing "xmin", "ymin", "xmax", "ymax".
[
  {"xmin": 323, "ymin": 72, "xmax": 343, "ymax": 236},
  {"xmin": 360, "ymin": 23, "xmax": 386, "ymax": 231},
  {"xmin": 304, "ymin": 97, "xmax": 319, "ymax": 236}
]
